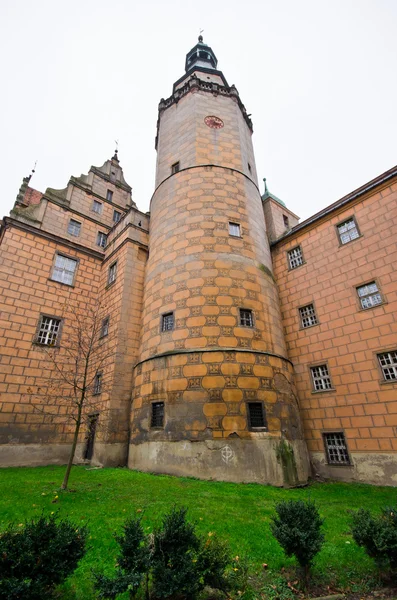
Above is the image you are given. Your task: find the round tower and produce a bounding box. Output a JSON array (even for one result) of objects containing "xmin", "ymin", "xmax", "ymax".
[{"xmin": 129, "ymin": 38, "xmax": 309, "ymax": 486}]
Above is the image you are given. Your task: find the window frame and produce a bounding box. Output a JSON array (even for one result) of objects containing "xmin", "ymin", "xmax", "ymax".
[
  {"xmin": 246, "ymin": 401, "xmax": 267, "ymax": 431},
  {"xmin": 376, "ymin": 350, "xmax": 397, "ymax": 383},
  {"xmin": 228, "ymin": 222, "xmax": 241, "ymax": 237},
  {"xmin": 113, "ymin": 209, "xmax": 122, "ymax": 223},
  {"xmin": 92, "ymin": 199, "xmax": 103, "ymax": 215},
  {"xmin": 298, "ymin": 302, "xmax": 319, "ymax": 329},
  {"xmin": 161, "ymin": 312, "xmax": 174, "ymax": 332},
  {"xmin": 322, "ymin": 431, "xmax": 351, "ymax": 466},
  {"xmin": 239, "ymin": 308, "xmax": 254, "ymax": 328},
  {"xmin": 50, "ymin": 252, "xmax": 78, "ymax": 287},
  {"xmin": 97, "ymin": 231, "xmax": 108, "ymax": 249},
  {"xmin": 287, "ymin": 245, "xmax": 305, "ymax": 270},
  {"xmin": 356, "ymin": 279, "xmax": 384, "ymax": 311},
  {"xmin": 67, "ymin": 218, "xmax": 81, "ymax": 237},
  {"xmin": 100, "ymin": 316, "xmax": 110, "ymax": 338},
  {"xmin": 93, "ymin": 372, "xmax": 102, "ymax": 395},
  {"xmin": 107, "ymin": 261, "xmax": 117, "ymax": 287},
  {"xmin": 309, "ymin": 363, "xmax": 334, "ymax": 393},
  {"xmin": 171, "ymin": 161, "xmax": 180, "ymax": 174},
  {"xmin": 150, "ymin": 401, "xmax": 165, "ymax": 429},
  {"xmin": 106, "ymin": 189, "xmax": 113, "ymax": 202},
  {"xmin": 283, "ymin": 214, "xmax": 289, "ymax": 229},
  {"xmin": 34, "ymin": 314, "xmax": 63, "ymax": 347},
  {"xmin": 335, "ymin": 215, "xmax": 361, "ymax": 246}
]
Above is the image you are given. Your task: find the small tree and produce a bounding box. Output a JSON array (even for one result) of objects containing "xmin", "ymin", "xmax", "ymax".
[
  {"xmin": 351, "ymin": 506, "xmax": 397, "ymax": 576},
  {"xmin": 271, "ymin": 499, "xmax": 325, "ymax": 581},
  {"xmin": 32, "ymin": 301, "xmax": 113, "ymax": 490}
]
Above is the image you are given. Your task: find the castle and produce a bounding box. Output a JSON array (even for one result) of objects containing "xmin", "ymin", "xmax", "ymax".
[{"xmin": 0, "ymin": 38, "xmax": 396, "ymax": 486}]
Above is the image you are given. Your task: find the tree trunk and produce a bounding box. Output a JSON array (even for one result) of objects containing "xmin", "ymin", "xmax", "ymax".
[{"xmin": 61, "ymin": 401, "xmax": 83, "ymax": 490}]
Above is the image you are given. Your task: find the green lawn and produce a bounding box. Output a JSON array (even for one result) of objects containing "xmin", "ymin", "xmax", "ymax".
[{"xmin": 0, "ymin": 466, "xmax": 395, "ymax": 598}]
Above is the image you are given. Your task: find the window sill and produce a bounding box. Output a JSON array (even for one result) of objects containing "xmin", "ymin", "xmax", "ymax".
[
  {"xmin": 249, "ymin": 428, "xmax": 268, "ymax": 432},
  {"xmin": 337, "ymin": 234, "xmax": 363, "ymax": 248},
  {"xmin": 326, "ymin": 462, "xmax": 352, "ymax": 468},
  {"xmin": 299, "ymin": 323, "xmax": 320, "ymax": 331},
  {"xmin": 32, "ymin": 341, "xmax": 60, "ymax": 349},
  {"xmin": 105, "ymin": 281, "xmax": 116, "ymax": 290},
  {"xmin": 379, "ymin": 379, "xmax": 397, "ymax": 386},
  {"xmin": 358, "ymin": 302, "xmax": 386, "ymax": 312},
  {"xmin": 311, "ymin": 388, "xmax": 336, "ymax": 394},
  {"xmin": 288, "ymin": 261, "xmax": 306, "ymax": 272},
  {"xmin": 48, "ymin": 278, "xmax": 75, "ymax": 288}
]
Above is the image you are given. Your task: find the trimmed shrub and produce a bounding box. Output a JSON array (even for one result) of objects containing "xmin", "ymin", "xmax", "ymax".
[
  {"xmin": 271, "ymin": 500, "xmax": 324, "ymax": 575},
  {"xmin": 351, "ymin": 506, "xmax": 397, "ymax": 575},
  {"xmin": 197, "ymin": 533, "xmax": 230, "ymax": 591},
  {"xmin": 0, "ymin": 513, "xmax": 87, "ymax": 600}
]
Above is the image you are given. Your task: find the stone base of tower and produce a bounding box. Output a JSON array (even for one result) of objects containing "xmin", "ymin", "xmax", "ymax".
[
  {"xmin": 128, "ymin": 438, "xmax": 309, "ymax": 486},
  {"xmin": 310, "ymin": 451, "xmax": 397, "ymax": 486}
]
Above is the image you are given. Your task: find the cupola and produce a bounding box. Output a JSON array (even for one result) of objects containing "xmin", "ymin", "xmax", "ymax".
[{"xmin": 185, "ymin": 35, "xmax": 218, "ymax": 73}]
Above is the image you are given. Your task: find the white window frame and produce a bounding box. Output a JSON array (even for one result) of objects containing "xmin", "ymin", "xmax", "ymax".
[
  {"xmin": 100, "ymin": 317, "xmax": 109, "ymax": 338},
  {"xmin": 337, "ymin": 217, "xmax": 360, "ymax": 245},
  {"xmin": 113, "ymin": 210, "xmax": 121, "ymax": 223},
  {"xmin": 106, "ymin": 189, "xmax": 113, "ymax": 201},
  {"xmin": 229, "ymin": 222, "xmax": 241, "ymax": 237},
  {"xmin": 93, "ymin": 372, "xmax": 102, "ymax": 395},
  {"xmin": 323, "ymin": 432, "xmax": 350, "ymax": 465},
  {"xmin": 310, "ymin": 364, "xmax": 332, "ymax": 391},
  {"xmin": 287, "ymin": 246, "xmax": 304, "ymax": 269},
  {"xmin": 377, "ymin": 351, "xmax": 397, "ymax": 381},
  {"xmin": 97, "ymin": 232, "xmax": 107, "ymax": 248},
  {"xmin": 36, "ymin": 315, "xmax": 62, "ymax": 346},
  {"xmin": 67, "ymin": 219, "xmax": 81, "ymax": 237},
  {"xmin": 51, "ymin": 254, "xmax": 78, "ymax": 286},
  {"xmin": 357, "ymin": 281, "xmax": 382, "ymax": 310},
  {"xmin": 299, "ymin": 304, "xmax": 318, "ymax": 328},
  {"xmin": 107, "ymin": 262, "xmax": 117, "ymax": 285},
  {"xmin": 92, "ymin": 200, "xmax": 103, "ymax": 215}
]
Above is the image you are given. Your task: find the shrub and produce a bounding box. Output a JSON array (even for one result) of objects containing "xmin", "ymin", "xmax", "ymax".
[
  {"xmin": 93, "ymin": 516, "xmax": 150, "ymax": 599},
  {"xmin": 196, "ymin": 533, "xmax": 230, "ymax": 591},
  {"xmin": 151, "ymin": 505, "xmax": 202, "ymax": 599},
  {"xmin": 0, "ymin": 512, "xmax": 87, "ymax": 600},
  {"xmin": 271, "ymin": 500, "xmax": 324, "ymax": 576},
  {"xmin": 351, "ymin": 506, "xmax": 397, "ymax": 575}
]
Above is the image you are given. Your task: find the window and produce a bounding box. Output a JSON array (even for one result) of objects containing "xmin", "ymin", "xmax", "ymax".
[
  {"xmin": 106, "ymin": 189, "xmax": 113, "ymax": 201},
  {"xmin": 287, "ymin": 246, "xmax": 304, "ymax": 269},
  {"xmin": 299, "ymin": 304, "xmax": 318, "ymax": 328},
  {"xmin": 161, "ymin": 312, "xmax": 174, "ymax": 332},
  {"xmin": 97, "ymin": 231, "xmax": 107, "ymax": 248},
  {"xmin": 310, "ymin": 364, "xmax": 332, "ymax": 391},
  {"xmin": 93, "ymin": 372, "xmax": 102, "ymax": 395},
  {"xmin": 377, "ymin": 351, "xmax": 397, "ymax": 381},
  {"xmin": 92, "ymin": 200, "xmax": 103, "ymax": 214},
  {"xmin": 151, "ymin": 402, "xmax": 165, "ymax": 428},
  {"xmin": 229, "ymin": 222, "xmax": 241, "ymax": 237},
  {"xmin": 283, "ymin": 214, "xmax": 289, "ymax": 229},
  {"xmin": 239, "ymin": 308, "xmax": 254, "ymax": 327},
  {"xmin": 323, "ymin": 432, "xmax": 350, "ymax": 465},
  {"xmin": 337, "ymin": 217, "xmax": 360, "ymax": 245},
  {"xmin": 100, "ymin": 317, "xmax": 109, "ymax": 338},
  {"xmin": 247, "ymin": 402, "xmax": 267, "ymax": 429},
  {"xmin": 248, "ymin": 163, "xmax": 252, "ymax": 173},
  {"xmin": 357, "ymin": 281, "xmax": 382, "ymax": 309},
  {"xmin": 113, "ymin": 210, "xmax": 121, "ymax": 223},
  {"xmin": 171, "ymin": 161, "xmax": 180, "ymax": 174},
  {"xmin": 51, "ymin": 254, "xmax": 77, "ymax": 286},
  {"xmin": 36, "ymin": 315, "xmax": 61, "ymax": 346},
  {"xmin": 107, "ymin": 262, "xmax": 117, "ymax": 285},
  {"xmin": 68, "ymin": 219, "xmax": 81, "ymax": 237}
]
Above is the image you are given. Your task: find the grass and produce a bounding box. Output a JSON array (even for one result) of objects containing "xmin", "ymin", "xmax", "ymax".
[{"xmin": 0, "ymin": 465, "xmax": 396, "ymax": 599}]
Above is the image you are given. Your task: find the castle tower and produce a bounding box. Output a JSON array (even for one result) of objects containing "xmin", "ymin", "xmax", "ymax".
[{"xmin": 129, "ymin": 38, "xmax": 309, "ymax": 485}]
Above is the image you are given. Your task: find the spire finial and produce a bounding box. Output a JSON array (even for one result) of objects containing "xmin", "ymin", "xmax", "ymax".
[
  {"xmin": 198, "ymin": 28, "xmax": 204, "ymax": 43},
  {"xmin": 28, "ymin": 160, "xmax": 38, "ymax": 182},
  {"xmin": 112, "ymin": 140, "xmax": 119, "ymax": 162},
  {"xmin": 263, "ymin": 177, "xmax": 268, "ymax": 194}
]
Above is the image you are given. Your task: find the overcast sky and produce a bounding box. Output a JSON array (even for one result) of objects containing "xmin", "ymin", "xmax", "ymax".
[{"xmin": 1, "ymin": 0, "xmax": 396, "ymax": 222}]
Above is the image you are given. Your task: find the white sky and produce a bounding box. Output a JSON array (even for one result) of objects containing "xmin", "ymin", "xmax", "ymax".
[{"xmin": 1, "ymin": 0, "xmax": 396, "ymax": 222}]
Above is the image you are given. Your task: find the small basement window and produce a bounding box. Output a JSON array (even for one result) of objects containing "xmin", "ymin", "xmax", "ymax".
[
  {"xmin": 151, "ymin": 402, "xmax": 165, "ymax": 428},
  {"xmin": 323, "ymin": 432, "xmax": 350, "ymax": 465},
  {"xmin": 247, "ymin": 402, "xmax": 267, "ymax": 430}
]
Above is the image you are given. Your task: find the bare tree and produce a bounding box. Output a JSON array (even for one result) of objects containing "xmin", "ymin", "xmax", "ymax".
[{"xmin": 31, "ymin": 300, "xmax": 114, "ymax": 490}]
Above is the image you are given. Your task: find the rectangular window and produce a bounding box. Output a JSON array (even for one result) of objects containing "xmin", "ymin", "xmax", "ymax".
[
  {"xmin": 100, "ymin": 317, "xmax": 109, "ymax": 338},
  {"xmin": 106, "ymin": 189, "xmax": 113, "ymax": 201},
  {"xmin": 151, "ymin": 402, "xmax": 165, "ymax": 428},
  {"xmin": 51, "ymin": 254, "xmax": 77, "ymax": 286},
  {"xmin": 229, "ymin": 222, "xmax": 241, "ymax": 237},
  {"xmin": 357, "ymin": 281, "xmax": 382, "ymax": 309},
  {"xmin": 92, "ymin": 200, "xmax": 103, "ymax": 214},
  {"xmin": 311, "ymin": 364, "xmax": 332, "ymax": 391},
  {"xmin": 161, "ymin": 312, "xmax": 174, "ymax": 332},
  {"xmin": 171, "ymin": 161, "xmax": 180, "ymax": 174},
  {"xmin": 36, "ymin": 315, "xmax": 61, "ymax": 346},
  {"xmin": 323, "ymin": 432, "xmax": 350, "ymax": 465},
  {"xmin": 247, "ymin": 402, "xmax": 267, "ymax": 429},
  {"xmin": 337, "ymin": 217, "xmax": 360, "ymax": 245},
  {"xmin": 93, "ymin": 372, "xmax": 102, "ymax": 395},
  {"xmin": 239, "ymin": 308, "xmax": 254, "ymax": 327},
  {"xmin": 287, "ymin": 246, "xmax": 303, "ymax": 269},
  {"xmin": 283, "ymin": 214, "xmax": 289, "ymax": 228},
  {"xmin": 299, "ymin": 304, "xmax": 318, "ymax": 328},
  {"xmin": 68, "ymin": 219, "xmax": 81, "ymax": 237},
  {"xmin": 97, "ymin": 232, "xmax": 107, "ymax": 248},
  {"xmin": 107, "ymin": 262, "xmax": 117, "ymax": 285},
  {"xmin": 113, "ymin": 210, "xmax": 121, "ymax": 223},
  {"xmin": 377, "ymin": 351, "xmax": 397, "ymax": 381}
]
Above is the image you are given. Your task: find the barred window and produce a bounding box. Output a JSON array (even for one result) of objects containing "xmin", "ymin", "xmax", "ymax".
[
  {"xmin": 162, "ymin": 312, "xmax": 174, "ymax": 332},
  {"xmin": 337, "ymin": 217, "xmax": 360, "ymax": 245},
  {"xmin": 357, "ymin": 282, "xmax": 382, "ymax": 309},
  {"xmin": 247, "ymin": 402, "xmax": 267, "ymax": 429},
  {"xmin": 37, "ymin": 316, "xmax": 61, "ymax": 346},
  {"xmin": 151, "ymin": 402, "xmax": 164, "ymax": 428},
  {"xmin": 299, "ymin": 304, "xmax": 318, "ymax": 328},
  {"xmin": 323, "ymin": 432, "xmax": 350, "ymax": 465},
  {"xmin": 171, "ymin": 162, "xmax": 180, "ymax": 174},
  {"xmin": 108, "ymin": 262, "xmax": 117, "ymax": 285},
  {"xmin": 92, "ymin": 200, "xmax": 103, "ymax": 214},
  {"xmin": 100, "ymin": 317, "xmax": 109, "ymax": 338},
  {"xmin": 51, "ymin": 254, "xmax": 77, "ymax": 286},
  {"xmin": 239, "ymin": 308, "xmax": 254, "ymax": 327},
  {"xmin": 93, "ymin": 372, "xmax": 102, "ymax": 395},
  {"xmin": 68, "ymin": 219, "xmax": 81, "ymax": 237},
  {"xmin": 287, "ymin": 246, "xmax": 303, "ymax": 269},
  {"xmin": 229, "ymin": 222, "xmax": 241, "ymax": 237},
  {"xmin": 113, "ymin": 210, "xmax": 121, "ymax": 223},
  {"xmin": 106, "ymin": 189, "xmax": 113, "ymax": 201},
  {"xmin": 311, "ymin": 364, "xmax": 332, "ymax": 391},
  {"xmin": 377, "ymin": 351, "xmax": 397, "ymax": 381},
  {"xmin": 97, "ymin": 232, "xmax": 107, "ymax": 248}
]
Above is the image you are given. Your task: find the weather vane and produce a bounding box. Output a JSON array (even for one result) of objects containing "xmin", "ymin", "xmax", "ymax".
[
  {"xmin": 199, "ymin": 28, "xmax": 204, "ymax": 40},
  {"xmin": 115, "ymin": 139, "xmax": 119, "ymax": 151}
]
